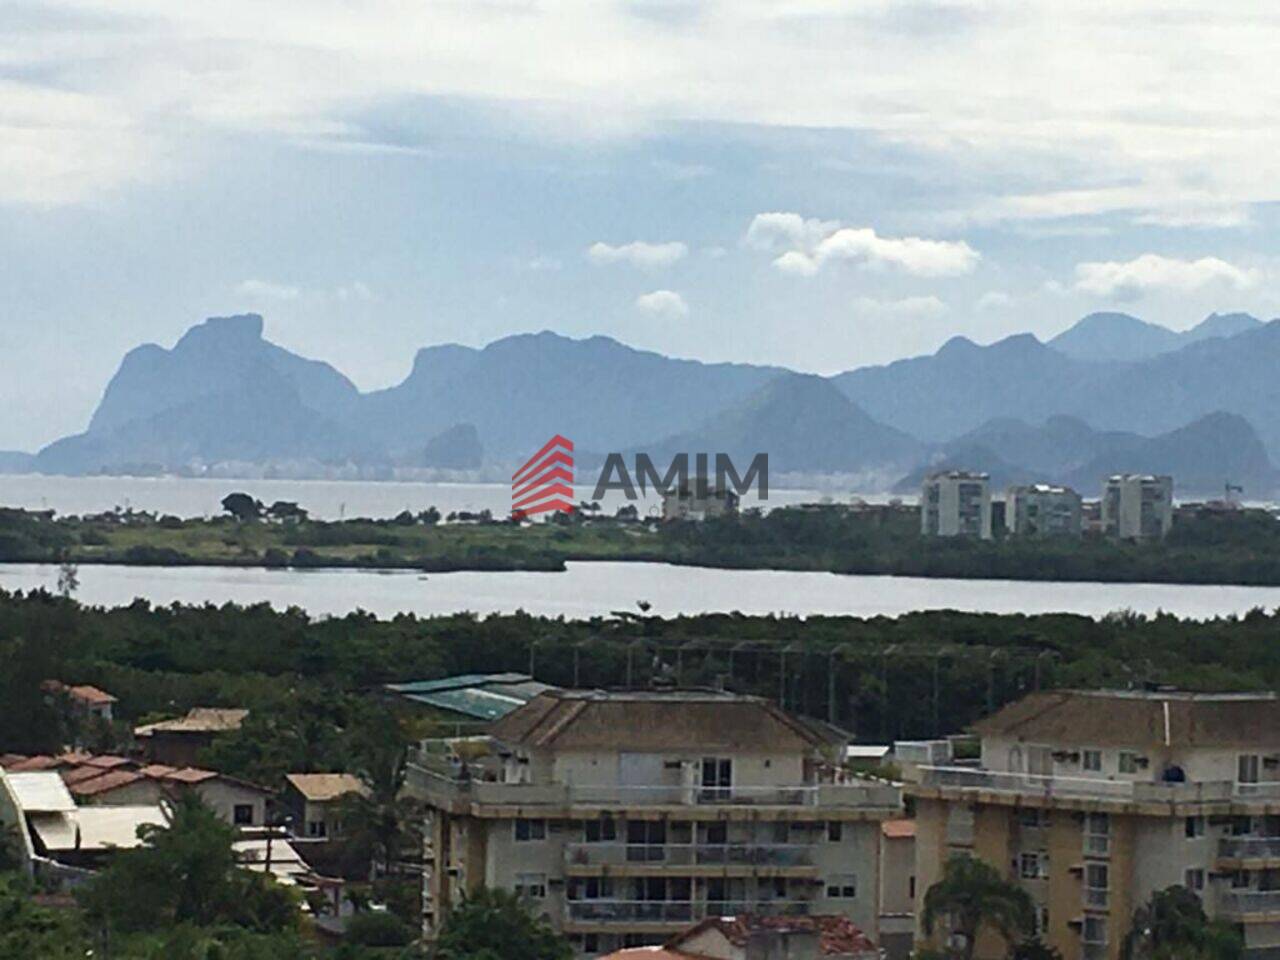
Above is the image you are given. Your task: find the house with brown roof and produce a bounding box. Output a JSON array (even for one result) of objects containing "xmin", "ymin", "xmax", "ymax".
[
  {"xmin": 602, "ymin": 914, "xmax": 879, "ymax": 959},
  {"xmin": 405, "ymin": 688, "xmax": 902, "ymax": 958},
  {"xmin": 43, "ymin": 681, "xmax": 118, "ymax": 723},
  {"xmin": 134, "ymin": 707, "xmax": 248, "ymax": 767},
  {"xmin": 282, "ymin": 773, "xmax": 367, "ymax": 839},
  {"xmin": 906, "ymin": 689, "xmax": 1280, "ymax": 960}
]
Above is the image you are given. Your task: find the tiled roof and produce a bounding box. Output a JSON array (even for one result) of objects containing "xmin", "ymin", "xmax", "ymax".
[
  {"xmin": 972, "ymin": 690, "xmax": 1280, "ymax": 748},
  {"xmin": 68, "ymin": 685, "xmax": 117, "ymax": 705},
  {"xmin": 69, "ymin": 770, "xmax": 147, "ymax": 797},
  {"xmin": 882, "ymin": 819, "xmax": 916, "ymax": 839},
  {"xmin": 134, "ymin": 708, "xmax": 248, "ymax": 736},
  {"xmin": 668, "ymin": 915, "xmax": 877, "ymax": 957},
  {"xmin": 490, "ymin": 689, "xmax": 845, "ymax": 752},
  {"xmin": 284, "ymin": 773, "xmax": 366, "ymax": 802},
  {"xmin": 5, "ymin": 756, "xmax": 61, "ymax": 772}
]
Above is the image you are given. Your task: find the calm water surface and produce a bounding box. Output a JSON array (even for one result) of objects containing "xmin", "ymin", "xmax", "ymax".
[{"xmin": 2, "ymin": 561, "xmax": 1277, "ymax": 620}]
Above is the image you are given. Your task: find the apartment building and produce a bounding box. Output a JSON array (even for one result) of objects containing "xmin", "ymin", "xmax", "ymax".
[
  {"xmin": 405, "ymin": 689, "xmax": 902, "ymax": 957},
  {"xmin": 1102, "ymin": 475, "xmax": 1173, "ymax": 540},
  {"xmin": 1007, "ymin": 485, "xmax": 1083, "ymax": 538},
  {"xmin": 921, "ymin": 472, "xmax": 992, "ymax": 539},
  {"xmin": 905, "ymin": 690, "xmax": 1280, "ymax": 960}
]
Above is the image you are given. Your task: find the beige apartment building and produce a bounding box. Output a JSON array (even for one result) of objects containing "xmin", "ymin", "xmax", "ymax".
[
  {"xmin": 922, "ymin": 471, "xmax": 992, "ymax": 539},
  {"xmin": 906, "ymin": 690, "xmax": 1280, "ymax": 960},
  {"xmin": 1102, "ymin": 474, "xmax": 1173, "ymax": 539},
  {"xmin": 405, "ymin": 689, "xmax": 903, "ymax": 957},
  {"xmin": 1007, "ymin": 484, "xmax": 1083, "ymax": 538}
]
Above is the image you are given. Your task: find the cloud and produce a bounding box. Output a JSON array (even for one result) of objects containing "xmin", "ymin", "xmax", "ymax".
[
  {"xmin": 587, "ymin": 240, "xmax": 688, "ymax": 269},
  {"xmin": 236, "ymin": 279, "xmax": 302, "ymax": 301},
  {"xmin": 975, "ymin": 290, "xmax": 1013, "ymax": 311},
  {"xmin": 746, "ymin": 213, "xmax": 978, "ymax": 278},
  {"xmin": 1074, "ymin": 254, "xmax": 1259, "ymax": 300},
  {"xmin": 635, "ymin": 289, "xmax": 689, "ymax": 318},
  {"xmin": 852, "ymin": 295, "xmax": 947, "ymax": 321}
]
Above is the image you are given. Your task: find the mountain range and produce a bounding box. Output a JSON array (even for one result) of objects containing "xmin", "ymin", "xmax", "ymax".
[{"xmin": 20, "ymin": 309, "xmax": 1280, "ymax": 498}]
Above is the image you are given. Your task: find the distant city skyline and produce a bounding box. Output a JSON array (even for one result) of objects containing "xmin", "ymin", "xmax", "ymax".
[{"xmin": 3, "ymin": 1, "xmax": 1279, "ymax": 451}]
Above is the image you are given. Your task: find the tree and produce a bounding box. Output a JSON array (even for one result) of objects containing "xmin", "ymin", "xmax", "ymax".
[
  {"xmin": 80, "ymin": 794, "xmax": 300, "ymax": 936},
  {"xmin": 337, "ymin": 709, "xmax": 421, "ymax": 883},
  {"xmin": 1123, "ymin": 886, "xmax": 1243, "ymax": 960},
  {"xmin": 267, "ymin": 501, "xmax": 309, "ymax": 523},
  {"xmin": 434, "ymin": 888, "xmax": 571, "ymax": 960},
  {"xmin": 222, "ymin": 493, "xmax": 264, "ymax": 521},
  {"xmin": 922, "ymin": 856, "xmax": 1035, "ymax": 960},
  {"xmin": 0, "ymin": 874, "xmax": 87, "ymax": 960}
]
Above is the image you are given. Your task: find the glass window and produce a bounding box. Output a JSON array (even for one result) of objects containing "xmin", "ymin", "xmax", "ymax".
[
  {"xmin": 1085, "ymin": 863, "xmax": 1109, "ymax": 890},
  {"xmin": 1184, "ymin": 868, "xmax": 1205, "ymax": 892},
  {"xmin": 1019, "ymin": 852, "xmax": 1047, "ymax": 879},
  {"xmin": 514, "ymin": 818, "xmax": 546, "ymax": 842},
  {"xmin": 825, "ymin": 874, "xmax": 857, "ymax": 899},
  {"xmin": 1185, "ymin": 816, "xmax": 1204, "ymax": 839},
  {"xmin": 515, "ymin": 873, "xmax": 547, "ymax": 899},
  {"xmin": 827, "ymin": 821, "xmax": 843, "ymax": 842},
  {"xmin": 1082, "ymin": 750, "xmax": 1102, "ymax": 772},
  {"xmin": 584, "ymin": 817, "xmax": 616, "ymax": 843},
  {"xmin": 1118, "ymin": 752, "xmax": 1139, "ymax": 774},
  {"xmin": 1239, "ymin": 755, "xmax": 1261, "ymax": 784},
  {"xmin": 233, "ymin": 804, "xmax": 254, "ymax": 826},
  {"xmin": 1083, "ymin": 916, "xmax": 1108, "ymax": 945}
]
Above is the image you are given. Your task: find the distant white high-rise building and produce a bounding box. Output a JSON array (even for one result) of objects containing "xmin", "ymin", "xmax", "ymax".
[
  {"xmin": 1102, "ymin": 474, "xmax": 1173, "ymax": 539},
  {"xmin": 1007, "ymin": 484, "xmax": 1083, "ymax": 538},
  {"xmin": 921, "ymin": 471, "xmax": 991, "ymax": 539}
]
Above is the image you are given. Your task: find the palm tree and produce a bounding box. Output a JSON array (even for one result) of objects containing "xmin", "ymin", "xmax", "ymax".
[
  {"xmin": 923, "ymin": 855, "xmax": 1035, "ymax": 960},
  {"xmin": 1122, "ymin": 886, "xmax": 1242, "ymax": 960}
]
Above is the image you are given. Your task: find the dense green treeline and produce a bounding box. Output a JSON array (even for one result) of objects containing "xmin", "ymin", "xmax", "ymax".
[
  {"xmin": 5, "ymin": 501, "xmax": 1280, "ymax": 584},
  {"xmin": 3, "ymin": 588, "xmax": 1280, "ymax": 766}
]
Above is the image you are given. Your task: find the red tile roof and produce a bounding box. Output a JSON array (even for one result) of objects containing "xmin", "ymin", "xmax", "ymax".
[
  {"xmin": 162, "ymin": 767, "xmax": 218, "ymax": 785},
  {"xmin": 667, "ymin": 915, "xmax": 877, "ymax": 957},
  {"xmin": 0, "ymin": 754, "xmax": 29, "ymax": 769},
  {"xmin": 6, "ymin": 755, "xmax": 61, "ymax": 772},
  {"xmin": 82, "ymin": 755, "xmax": 132, "ymax": 770},
  {"xmin": 69, "ymin": 770, "xmax": 147, "ymax": 797},
  {"xmin": 68, "ymin": 685, "xmax": 117, "ymax": 705},
  {"xmin": 882, "ymin": 818, "xmax": 916, "ymax": 839}
]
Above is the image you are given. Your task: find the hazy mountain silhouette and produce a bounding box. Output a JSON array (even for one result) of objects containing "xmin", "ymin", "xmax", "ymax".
[{"xmin": 1048, "ymin": 311, "xmax": 1262, "ymax": 362}]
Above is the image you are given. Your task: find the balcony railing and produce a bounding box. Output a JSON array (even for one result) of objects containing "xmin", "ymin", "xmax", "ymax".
[
  {"xmin": 1084, "ymin": 888, "xmax": 1109, "ymax": 909},
  {"xmin": 913, "ymin": 766, "xmax": 1259, "ymax": 804},
  {"xmin": 1219, "ymin": 836, "xmax": 1280, "ymax": 860},
  {"xmin": 406, "ymin": 763, "xmax": 900, "ymax": 810},
  {"xmin": 1220, "ymin": 891, "xmax": 1280, "ymax": 916},
  {"xmin": 565, "ymin": 899, "xmax": 813, "ymax": 925},
  {"xmin": 564, "ymin": 842, "xmax": 815, "ymax": 868}
]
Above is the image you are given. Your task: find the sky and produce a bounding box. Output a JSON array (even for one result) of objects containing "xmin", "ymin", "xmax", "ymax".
[{"xmin": 3, "ymin": 0, "xmax": 1280, "ymax": 451}]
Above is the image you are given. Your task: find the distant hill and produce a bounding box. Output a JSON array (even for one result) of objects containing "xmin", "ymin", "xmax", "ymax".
[
  {"xmin": 631, "ymin": 373, "xmax": 922, "ymax": 480},
  {"xmin": 892, "ymin": 412, "xmax": 1277, "ymax": 497},
  {"xmin": 420, "ymin": 423, "xmax": 483, "ymax": 470},
  {"xmin": 0, "ymin": 451, "xmax": 34, "ymax": 474},
  {"xmin": 1048, "ymin": 311, "xmax": 1262, "ymax": 363}
]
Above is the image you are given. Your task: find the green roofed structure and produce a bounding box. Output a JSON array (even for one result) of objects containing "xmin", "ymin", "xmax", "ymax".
[{"xmin": 384, "ymin": 673, "xmax": 556, "ymax": 722}]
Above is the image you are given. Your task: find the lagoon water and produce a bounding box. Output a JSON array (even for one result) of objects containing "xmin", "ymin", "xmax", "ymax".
[{"xmin": 2, "ymin": 560, "xmax": 1278, "ymax": 621}]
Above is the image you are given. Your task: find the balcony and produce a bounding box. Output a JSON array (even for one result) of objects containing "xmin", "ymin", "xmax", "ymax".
[
  {"xmin": 565, "ymin": 899, "xmax": 813, "ymax": 926},
  {"xmin": 1220, "ymin": 891, "xmax": 1280, "ymax": 917},
  {"xmin": 912, "ymin": 766, "xmax": 1250, "ymax": 805},
  {"xmin": 564, "ymin": 842, "xmax": 815, "ymax": 869},
  {"xmin": 1219, "ymin": 836, "xmax": 1280, "ymax": 861},
  {"xmin": 406, "ymin": 762, "xmax": 900, "ymax": 811},
  {"xmin": 1084, "ymin": 888, "xmax": 1109, "ymax": 910}
]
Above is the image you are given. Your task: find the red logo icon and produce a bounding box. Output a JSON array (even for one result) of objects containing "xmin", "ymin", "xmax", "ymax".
[{"xmin": 512, "ymin": 435, "xmax": 575, "ymax": 519}]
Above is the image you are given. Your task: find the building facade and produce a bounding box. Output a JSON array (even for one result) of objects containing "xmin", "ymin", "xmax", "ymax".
[
  {"xmin": 1102, "ymin": 475, "xmax": 1173, "ymax": 540},
  {"xmin": 906, "ymin": 690, "xmax": 1280, "ymax": 960},
  {"xmin": 921, "ymin": 472, "xmax": 992, "ymax": 539},
  {"xmin": 406, "ymin": 689, "xmax": 902, "ymax": 957},
  {"xmin": 1007, "ymin": 485, "xmax": 1083, "ymax": 538}
]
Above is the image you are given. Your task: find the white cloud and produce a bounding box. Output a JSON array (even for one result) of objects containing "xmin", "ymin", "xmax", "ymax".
[
  {"xmin": 587, "ymin": 240, "xmax": 688, "ymax": 268},
  {"xmin": 236, "ymin": 279, "xmax": 302, "ymax": 301},
  {"xmin": 852, "ymin": 295, "xmax": 947, "ymax": 321},
  {"xmin": 975, "ymin": 290, "xmax": 1013, "ymax": 311},
  {"xmin": 1074, "ymin": 254, "xmax": 1259, "ymax": 300},
  {"xmin": 635, "ymin": 289, "xmax": 689, "ymax": 318},
  {"xmin": 747, "ymin": 213, "xmax": 978, "ymax": 278}
]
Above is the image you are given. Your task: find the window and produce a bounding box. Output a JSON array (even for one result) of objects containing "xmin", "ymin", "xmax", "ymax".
[
  {"xmin": 1085, "ymin": 812, "xmax": 1110, "ymax": 856},
  {"xmin": 1019, "ymin": 852, "xmax": 1048, "ymax": 880},
  {"xmin": 628, "ymin": 820, "xmax": 667, "ymax": 861},
  {"xmin": 1231, "ymin": 871, "xmax": 1250, "ymax": 889},
  {"xmin": 1082, "ymin": 750, "xmax": 1102, "ymax": 772},
  {"xmin": 1239, "ymin": 755, "xmax": 1261, "ymax": 784},
  {"xmin": 233, "ymin": 804, "xmax": 254, "ymax": 826},
  {"xmin": 826, "ymin": 874, "xmax": 857, "ymax": 899},
  {"xmin": 1184, "ymin": 868, "xmax": 1205, "ymax": 892},
  {"xmin": 515, "ymin": 873, "xmax": 547, "ymax": 899},
  {"xmin": 584, "ymin": 817, "xmax": 617, "ymax": 843},
  {"xmin": 583, "ymin": 935, "xmax": 599, "ymax": 954},
  {"xmin": 909, "ymin": 876, "xmax": 916, "ymax": 899},
  {"xmin": 1019, "ymin": 809, "xmax": 1050, "ymax": 829},
  {"xmin": 1185, "ymin": 816, "xmax": 1204, "ymax": 839},
  {"xmin": 1083, "ymin": 916, "xmax": 1108, "ymax": 945},
  {"xmin": 1118, "ymin": 752, "xmax": 1139, "ymax": 774},
  {"xmin": 701, "ymin": 757, "xmax": 732, "ymax": 800},
  {"xmin": 570, "ymin": 877, "xmax": 614, "ymax": 900},
  {"xmin": 1036, "ymin": 906, "xmax": 1050, "ymax": 937},
  {"xmin": 514, "ymin": 819, "xmax": 546, "ymax": 842},
  {"xmin": 306, "ymin": 820, "xmax": 327, "ymax": 838},
  {"xmin": 1085, "ymin": 863, "xmax": 1108, "ymax": 890},
  {"xmin": 827, "ymin": 821, "xmax": 843, "ymax": 843}
]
